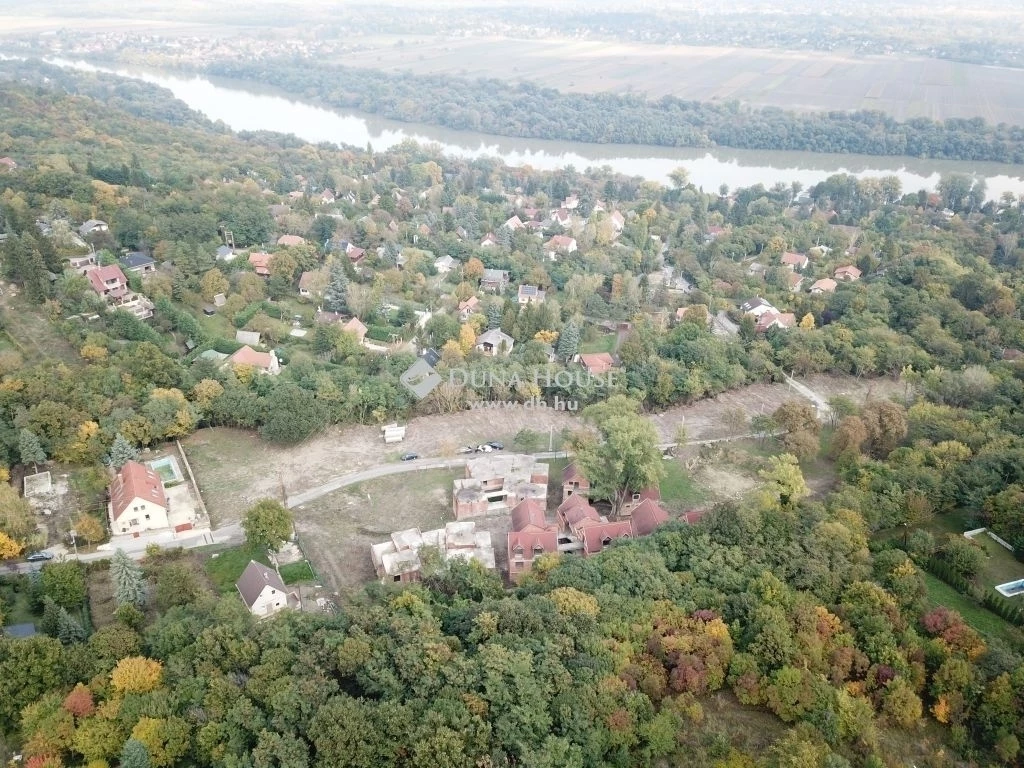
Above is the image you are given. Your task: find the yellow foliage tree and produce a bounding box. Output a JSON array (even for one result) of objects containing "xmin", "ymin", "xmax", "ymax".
[
  {"xmin": 199, "ymin": 268, "xmax": 229, "ymax": 301},
  {"xmin": 110, "ymin": 656, "xmax": 163, "ymax": 694},
  {"xmin": 440, "ymin": 339, "xmax": 464, "ymax": 366},
  {"xmin": 799, "ymin": 312, "xmax": 816, "ymax": 329},
  {"xmin": 192, "ymin": 379, "xmax": 225, "ymax": 410},
  {"xmin": 73, "ymin": 514, "xmax": 105, "ymax": 545},
  {"xmin": 549, "ymin": 587, "xmax": 600, "ymax": 619},
  {"xmin": 0, "ymin": 530, "xmax": 23, "ymax": 560},
  {"xmin": 534, "ymin": 329, "xmax": 558, "ymax": 345},
  {"xmin": 232, "ymin": 363, "xmax": 257, "ymax": 385},
  {"xmin": 932, "ymin": 695, "xmax": 951, "ymax": 724},
  {"xmin": 463, "ymin": 257, "xmax": 484, "ymax": 282},
  {"xmin": 458, "ymin": 324, "xmax": 477, "ymax": 355},
  {"xmin": 55, "ymin": 421, "xmax": 103, "ymax": 464},
  {"xmin": 80, "ymin": 344, "xmax": 108, "ymax": 363}
]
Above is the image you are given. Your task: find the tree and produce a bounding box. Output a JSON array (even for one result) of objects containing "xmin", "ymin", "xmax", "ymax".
[
  {"xmin": 110, "ymin": 656, "xmax": 163, "ymax": 694},
  {"xmin": 72, "ymin": 513, "xmax": 105, "ymax": 545},
  {"xmin": 119, "ymin": 738, "xmax": 152, "ymax": 768},
  {"xmin": 798, "ymin": 312, "xmax": 815, "ymax": 329},
  {"xmin": 56, "ymin": 606, "xmax": 85, "ymax": 645},
  {"xmin": 19, "ymin": 428, "xmax": 46, "ymax": 470},
  {"xmin": 323, "ymin": 258, "xmax": 349, "ymax": 313},
  {"xmin": 556, "ymin": 320, "xmax": 580, "ymax": 360},
  {"xmin": 259, "ymin": 384, "xmax": 328, "ymax": 444},
  {"xmin": 759, "ymin": 454, "xmax": 809, "ymax": 512},
  {"xmin": 861, "ymin": 400, "xmax": 907, "ymax": 457},
  {"xmin": 829, "ymin": 415, "xmax": 868, "ymax": 459},
  {"xmin": 154, "ymin": 563, "xmax": 200, "ymax": 610},
  {"xmin": 486, "ymin": 302, "xmax": 502, "ymax": 330},
  {"xmin": 200, "ymin": 268, "xmax": 229, "ymax": 301},
  {"xmin": 573, "ymin": 396, "xmax": 665, "ymax": 514},
  {"xmin": 0, "ymin": 531, "xmax": 23, "ymax": 560},
  {"xmin": 106, "ymin": 432, "xmax": 141, "ymax": 470},
  {"xmin": 881, "ymin": 678, "xmax": 922, "ymax": 729},
  {"xmin": 131, "ymin": 716, "xmax": 190, "ymax": 768},
  {"xmin": 110, "ymin": 549, "xmax": 146, "ymax": 607},
  {"xmin": 62, "ymin": 683, "xmax": 94, "ymax": 719},
  {"xmin": 243, "ymin": 499, "xmax": 294, "ymax": 551},
  {"xmin": 464, "ymin": 257, "xmax": 484, "ymax": 282},
  {"xmin": 41, "ymin": 561, "xmax": 86, "ymax": 610}
]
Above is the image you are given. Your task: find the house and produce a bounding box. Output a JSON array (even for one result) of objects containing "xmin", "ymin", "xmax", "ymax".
[
  {"xmin": 319, "ymin": 189, "xmax": 336, "ymax": 204},
  {"xmin": 809, "ymin": 278, "xmax": 837, "ymax": 294},
  {"xmin": 506, "ymin": 498, "xmax": 559, "ymax": 582},
  {"xmin": 517, "ymin": 284, "xmax": 545, "ymax": 304},
  {"xmin": 739, "ymin": 297, "xmax": 778, "ymax": 318},
  {"xmin": 342, "ymin": 316, "xmax": 368, "ymax": 343},
  {"xmin": 248, "ymin": 251, "xmax": 272, "ymax": 276},
  {"xmin": 578, "ymin": 352, "xmax": 616, "ymax": 375},
  {"xmin": 556, "ymin": 494, "xmax": 602, "ymax": 538},
  {"xmin": 86, "ymin": 264, "xmax": 154, "ymax": 319},
  {"xmin": 458, "ymin": 296, "xmax": 480, "ymax": 320},
  {"xmin": 78, "ymin": 219, "xmax": 108, "ymax": 237},
  {"xmin": 235, "ymin": 560, "xmax": 298, "ymax": 618},
  {"xmin": 480, "ymin": 269, "xmax": 510, "ymax": 292},
  {"xmin": 780, "ymin": 252, "xmax": 809, "ymax": 271},
  {"xmin": 747, "ymin": 261, "xmax": 766, "ymax": 277},
  {"xmin": 704, "ymin": 225, "xmax": 726, "ymax": 242},
  {"xmin": 343, "ymin": 242, "xmax": 366, "ymax": 264},
  {"xmin": 551, "ymin": 209, "xmax": 573, "ymax": 228},
  {"xmin": 475, "ymin": 328, "xmax": 514, "ymax": 356},
  {"xmin": 834, "ymin": 265, "xmax": 862, "ymax": 281},
  {"xmin": 562, "ymin": 194, "xmax": 579, "ymax": 210},
  {"xmin": 544, "ymin": 235, "xmax": 578, "ymax": 259},
  {"xmin": 277, "ymin": 234, "xmax": 306, "ymax": 247},
  {"xmin": 480, "ymin": 233, "xmax": 498, "ymax": 248},
  {"xmin": 119, "ymin": 252, "xmax": 156, "ymax": 275},
  {"xmin": 370, "ymin": 522, "xmax": 496, "ymax": 583},
  {"xmin": 562, "ymin": 462, "xmax": 590, "ymax": 501},
  {"xmin": 627, "ymin": 498, "xmax": 670, "ymax": 536},
  {"xmin": 67, "ymin": 254, "xmax": 96, "ymax": 275},
  {"xmin": 609, "ymin": 210, "xmax": 626, "ymax": 233},
  {"xmin": 235, "ymin": 330, "xmax": 261, "ymax": 346},
  {"xmin": 215, "ymin": 245, "xmax": 236, "ymax": 262},
  {"xmin": 503, "ymin": 215, "xmax": 525, "ymax": 231},
  {"xmin": 434, "ymin": 254, "xmax": 457, "ymax": 275},
  {"xmin": 0, "ymin": 157, "xmax": 17, "ymax": 172},
  {"xmin": 452, "ymin": 454, "xmax": 548, "ymax": 519},
  {"xmin": 298, "ymin": 270, "xmax": 324, "ymax": 299},
  {"xmin": 786, "ymin": 272, "xmax": 804, "ymax": 292},
  {"xmin": 755, "ymin": 311, "xmax": 797, "ymax": 333},
  {"xmin": 226, "ymin": 345, "xmax": 281, "ymax": 375},
  {"xmin": 581, "ymin": 521, "xmax": 634, "ymax": 556},
  {"xmin": 108, "ymin": 460, "xmax": 169, "ymax": 535}
]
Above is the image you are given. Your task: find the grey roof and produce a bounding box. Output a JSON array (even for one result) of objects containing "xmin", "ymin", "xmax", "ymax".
[
  {"xmin": 421, "ymin": 347, "xmax": 441, "ymax": 368},
  {"xmin": 235, "ymin": 560, "xmax": 286, "ymax": 608},
  {"xmin": 481, "ymin": 268, "xmax": 509, "ymax": 283},
  {"xmin": 78, "ymin": 219, "xmax": 107, "ymax": 235},
  {"xmin": 3, "ymin": 623, "xmax": 36, "ymax": 638},
  {"xmin": 476, "ymin": 328, "xmax": 514, "ymax": 347},
  {"xmin": 120, "ymin": 252, "xmax": 155, "ymax": 268}
]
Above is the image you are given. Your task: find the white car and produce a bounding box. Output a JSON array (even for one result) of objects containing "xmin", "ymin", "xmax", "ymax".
[{"xmin": 475, "ymin": 444, "xmax": 493, "ymax": 453}]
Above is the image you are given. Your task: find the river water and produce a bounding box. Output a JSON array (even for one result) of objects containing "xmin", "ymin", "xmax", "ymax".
[{"xmin": 40, "ymin": 58, "xmax": 1024, "ymax": 199}]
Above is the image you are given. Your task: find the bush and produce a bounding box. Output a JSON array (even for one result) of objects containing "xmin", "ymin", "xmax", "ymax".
[{"xmin": 939, "ymin": 535, "xmax": 986, "ymax": 580}]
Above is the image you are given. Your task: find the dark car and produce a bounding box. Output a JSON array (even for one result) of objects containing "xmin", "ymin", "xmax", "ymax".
[
  {"xmin": 25, "ymin": 551, "xmax": 53, "ymax": 562},
  {"xmin": 487, "ymin": 441, "xmax": 504, "ymax": 450},
  {"xmin": 400, "ymin": 452, "xmax": 419, "ymax": 461}
]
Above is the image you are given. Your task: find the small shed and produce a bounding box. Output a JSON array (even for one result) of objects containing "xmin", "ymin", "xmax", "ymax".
[
  {"xmin": 236, "ymin": 330, "xmax": 261, "ymax": 346},
  {"xmin": 381, "ymin": 423, "xmax": 407, "ymax": 444}
]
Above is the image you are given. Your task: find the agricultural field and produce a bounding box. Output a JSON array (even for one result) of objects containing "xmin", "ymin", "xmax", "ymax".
[{"xmin": 342, "ymin": 36, "xmax": 1024, "ymax": 125}]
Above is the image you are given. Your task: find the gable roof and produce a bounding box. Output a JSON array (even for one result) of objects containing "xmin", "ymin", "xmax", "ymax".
[
  {"xmin": 630, "ymin": 498, "xmax": 670, "ymax": 536},
  {"xmin": 510, "ymin": 498, "xmax": 550, "ymax": 532},
  {"xmin": 458, "ymin": 296, "xmax": 480, "ymax": 312},
  {"xmin": 579, "ymin": 352, "xmax": 615, "ymax": 374},
  {"xmin": 810, "ymin": 278, "xmax": 837, "ymax": 293},
  {"xmin": 86, "ymin": 264, "xmax": 128, "ymax": 296},
  {"xmin": 740, "ymin": 296, "xmax": 773, "ymax": 313},
  {"xmin": 781, "ymin": 251, "xmax": 808, "ymax": 268},
  {"xmin": 476, "ymin": 328, "xmax": 514, "ymax": 348},
  {"xmin": 342, "ymin": 317, "xmax": 367, "ymax": 338},
  {"xmin": 834, "ymin": 265, "xmax": 862, "ymax": 279},
  {"xmin": 563, "ymin": 462, "xmax": 587, "ymax": 484},
  {"xmin": 248, "ymin": 252, "xmax": 272, "ymax": 275},
  {"xmin": 110, "ymin": 460, "xmax": 168, "ymax": 521},
  {"xmin": 235, "ymin": 560, "xmax": 286, "ymax": 608},
  {"xmin": 228, "ymin": 345, "xmax": 274, "ymax": 370},
  {"xmin": 507, "ymin": 529, "xmax": 558, "ymax": 561},
  {"xmin": 558, "ymin": 494, "xmax": 601, "ymax": 527},
  {"xmin": 120, "ymin": 252, "xmax": 154, "ymax": 269},
  {"xmin": 581, "ymin": 520, "xmax": 633, "ymax": 554},
  {"xmin": 277, "ymin": 234, "xmax": 306, "ymax": 247},
  {"xmin": 481, "ymin": 268, "xmax": 509, "ymax": 283}
]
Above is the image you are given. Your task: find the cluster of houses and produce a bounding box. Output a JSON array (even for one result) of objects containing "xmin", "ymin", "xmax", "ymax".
[
  {"xmin": 65, "ymin": 225, "xmax": 158, "ymax": 320},
  {"xmin": 368, "ymin": 454, "xmax": 677, "ymax": 585}
]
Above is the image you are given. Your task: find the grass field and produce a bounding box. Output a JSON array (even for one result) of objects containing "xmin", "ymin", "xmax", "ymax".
[
  {"xmin": 279, "ymin": 560, "xmax": 315, "ymax": 585},
  {"xmin": 660, "ymin": 459, "xmax": 708, "ymax": 508},
  {"xmin": 0, "ymin": 293, "xmax": 81, "ymax": 365},
  {"xmin": 578, "ymin": 334, "xmax": 616, "ymax": 355},
  {"xmin": 922, "ymin": 574, "xmax": 1022, "ymax": 647},
  {"xmin": 340, "ymin": 36, "xmax": 1024, "ymax": 125},
  {"xmin": 204, "ymin": 543, "xmax": 271, "ymax": 593}
]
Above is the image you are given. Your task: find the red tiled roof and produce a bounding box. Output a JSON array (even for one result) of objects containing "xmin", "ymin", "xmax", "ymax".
[
  {"xmin": 510, "ymin": 498, "xmax": 550, "ymax": 532},
  {"xmin": 562, "ymin": 462, "xmax": 587, "ymax": 484},
  {"xmin": 683, "ymin": 509, "xmax": 709, "ymax": 525},
  {"xmin": 228, "ymin": 345, "xmax": 274, "ymax": 370},
  {"xmin": 508, "ymin": 529, "xmax": 559, "ymax": 566},
  {"xmin": 579, "ymin": 353, "xmax": 615, "ymax": 374},
  {"xmin": 86, "ymin": 264, "xmax": 127, "ymax": 296},
  {"xmin": 581, "ymin": 521, "xmax": 633, "ymax": 554},
  {"xmin": 248, "ymin": 252, "xmax": 272, "ymax": 276},
  {"xmin": 110, "ymin": 461, "xmax": 167, "ymax": 521},
  {"xmin": 630, "ymin": 498, "xmax": 669, "ymax": 536}
]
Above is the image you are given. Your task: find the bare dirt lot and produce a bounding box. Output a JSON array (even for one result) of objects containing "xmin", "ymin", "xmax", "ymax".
[{"xmin": 342, "ymin": 36, "xmax": 1024, "ymax": 125}]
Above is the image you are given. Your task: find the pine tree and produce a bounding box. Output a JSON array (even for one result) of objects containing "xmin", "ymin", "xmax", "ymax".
[
  {"xmin": 120, "ymin": 738, "xmax": 152, "ymax": 768},
  {"xmin": 111, "ymin": 549, "xmax": 147, "ymax": 608},
  {"xmin": 486, "ymin": 302, "xmax": 503, "ymax": 330},
  {"xmin": 18, "ymin": 428, "xmax": 45, "ymax": 470},
  {"xmin": 56, "ymin": 607, "xmax": 86, "ymax": 644},
  {"xmin": 107, "ymin": 433, "xmax": 140, "ymax": 470},
  {"xmin": 323, "ymin": 259, "xmax": 349, "ymax": 313},
  {"xmin": 557, "ymin": 320, "xmax": 580, "ymax": 360},
  {"xmin": 40, "ymin": 596, "xmax": 61, "ymax": 637}
]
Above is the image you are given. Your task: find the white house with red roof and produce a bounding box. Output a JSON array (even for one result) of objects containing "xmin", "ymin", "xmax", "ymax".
[
  {"xmin": 86, "ymin": 264, "xmax": 154, "ymax": 319},
  {"xmin": 108, "ymin": 461, "xmax": 170, "ymax": 535},
  {"xmin": 780, "ymin": 252, "xmax": 810, "ymax": 271},
  {"xmin": 226, "ymin": 345, "xmax": 281, "ymax": 375},
  {"xmin": 248, "ymin": 251, "xmax": 273, "ymax": 276},
  {"xmin": 834, "ymin": 265, "xmax": 862, "ymax": 281}
]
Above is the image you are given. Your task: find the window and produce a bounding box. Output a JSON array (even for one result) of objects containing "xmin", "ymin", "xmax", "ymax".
[
  {"xmin": 144, "ymin": 514, "xmax": 150, "ymax": 520},
  {"xmin": 602, "ymin": 536, "xmax": 612, "ymax": 546},
  {"xmin": 130, "ymin": 519, "xmax": 139, "ymax": 526},
  {"xmin": 393, "ymin": 575, "xmax": 401, "ymax": 582}
]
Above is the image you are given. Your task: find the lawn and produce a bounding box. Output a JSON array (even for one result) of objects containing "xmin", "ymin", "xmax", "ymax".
[
  {"xmin": 0, "ymin": 577, "xmax": 40, "ymax": 627},
  {"xmin": 279, "ymin": 560, "xmax": 315, "ymax": 585},
  {"xmin": 204, "ymin": 543, "xmax": 271, "ymax": 593},
  {"xmin": 578, "ymin": 334, "xmax": 615, "ymax": 354},
  {"xmin": 0, "ymin": 293, "xmax": 82, "ymax": 365},
  {"xmin": 660, "ymin": 459, "xmax": 708, "ymax": 507},
  {"xmin": 922, "ymin": 573, "xmax": 1022, "ymax": 647}
]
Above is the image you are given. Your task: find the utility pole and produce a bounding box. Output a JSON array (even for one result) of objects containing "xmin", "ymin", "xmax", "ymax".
[
  {"xmin": 69, "ymin": 529, "xmax": 78, "ymax": 559},
  {"xmin": 549, "ymin": 425, "xmax": 553, "ymax": 452}
]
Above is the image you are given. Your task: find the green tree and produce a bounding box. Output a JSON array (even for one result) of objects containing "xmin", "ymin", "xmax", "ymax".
[
  {"xmin": 323, "ymin": 258, "xmax": 349, "ymax": 313},
  {"xmin": 120, "ymin": 737, "xmax": 153, "ymax": 768},
  {"xmin": 486, "ymin": 301, "xmax": 503, "ymax": 330},
  {"xmin": 573, "ymin": 395, "xmax": 665, "ymax": 514},
  {"xmin": 154, "ymin": 563, "xmax": 201, "ymax": 611},
  {"xmin": 56, "ymin": 606, "xmax": 86, "ymax": 645},
  {"xmin": 556, "ymin": 320, "xmax": 580, "ymax": 360},
  {"xmin": 18, "ymin": 428, "xmax": 46, "ymax": 470},
  {"xmin": 111, "ymin": 548, "xmax": 147, "ymax": 608},
  {"xmin": 259, "ymin": 384, "xmax": 328, "ymax": 444},
  {"xmin": 41, "ymin": 561, "xmax": 86, "ymax": 610},
  {"xmin": 243, "ymin": 499, "xmax": 294, "ymax": 551},
  {"xmin": 758, "ymin": 454, "xmax": 809, "ymax": 513}
]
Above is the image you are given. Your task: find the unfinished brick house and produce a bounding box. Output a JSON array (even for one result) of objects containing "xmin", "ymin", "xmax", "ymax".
[
  {"xmin": 370, "ymin": 521, "xmax": 495, "ymax": 584},
  {"xmin": 452, "ymin": 454, "xmax": 548, "ymax": 519},
  {"xmin": 561, "ymin": 462, "xmax": 590, "ymax": 502},
  {"xmin": 506, "ymin": 498, "xmax": 559, "ymax": 582}
]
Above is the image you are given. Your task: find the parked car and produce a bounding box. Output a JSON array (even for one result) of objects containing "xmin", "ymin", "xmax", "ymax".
[
  {"xmin": 25, "ymin": 551, "xmax": 53, "ymax": 562},
  {"xmin": 487, "ymin": 441, "xmax": 504, "ymax": 450},
  {"xmin": 400, "ymin": 452, "xmax": 419, "ymax": 461},
  {"xmin": 475, "ymin": 444, "xmax": 493, "ymax": 453}
]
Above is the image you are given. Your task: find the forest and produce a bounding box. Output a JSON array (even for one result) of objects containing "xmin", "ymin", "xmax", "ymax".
[
  {"xmin": 0, "ymin": 61, "xmax": 1022, "ymax": 766},
  {"xmin": 202, "ymin": 59, "xmax": 1024, "ymax": 163}
]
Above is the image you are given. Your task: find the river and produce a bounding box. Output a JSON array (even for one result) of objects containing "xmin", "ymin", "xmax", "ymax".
[{"xmin": 38, "ymin": 58, "xmax": 1024, "ymax": 199}]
